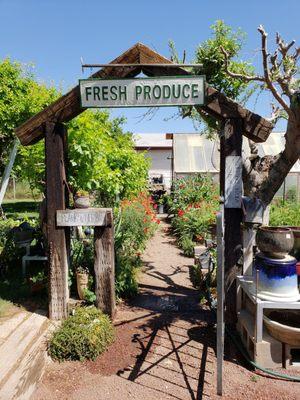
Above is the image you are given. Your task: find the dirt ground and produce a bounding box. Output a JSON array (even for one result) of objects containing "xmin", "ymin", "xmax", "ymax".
[{"xmin": 32, "ymin": 218, "xmax": 300, "ymax": 400}]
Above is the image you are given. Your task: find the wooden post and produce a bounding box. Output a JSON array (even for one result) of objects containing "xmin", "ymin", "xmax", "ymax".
[
  {"xmin": 94, "ymin": 210, "xmax": 116, "ymax": 318},
  {"xmin": 220, "ymin": 118, "xmax": 243, "ymax": 324},
  {"xmin": 45, "ymin": 122, "xmax": 69, "ymax": 320}
]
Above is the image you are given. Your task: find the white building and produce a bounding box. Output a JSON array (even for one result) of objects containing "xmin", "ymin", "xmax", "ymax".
[
  {"xmin": 134, "ymin": 133, "xmax": 173, "ymax": 189},
  {"xmin": 134, "ymin": 132, "xmax": 300, "ymax": 198}
]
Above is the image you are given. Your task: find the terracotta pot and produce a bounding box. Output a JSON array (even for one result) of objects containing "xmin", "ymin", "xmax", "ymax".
[
  {"xmin": 256, "ymin": 226, "xmax": 294, "ymax": 258},
  {"xmin": 76, "ymin": 272, "xmax": 89, "ymax": 300},
  {"xmin": 74, "ymin": 196, "xmax": 90, "ymax": 209}
]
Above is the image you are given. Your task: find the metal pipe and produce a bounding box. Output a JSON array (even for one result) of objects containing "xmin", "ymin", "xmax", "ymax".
[{"xmin": 81, "ymin": 63, "xmax": 203, "ymax": 69}]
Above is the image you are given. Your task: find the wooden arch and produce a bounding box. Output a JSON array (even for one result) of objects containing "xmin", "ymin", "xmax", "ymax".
[{"xmin": 15, "ymin": 43, "xmax": 273, "ymax": 320}]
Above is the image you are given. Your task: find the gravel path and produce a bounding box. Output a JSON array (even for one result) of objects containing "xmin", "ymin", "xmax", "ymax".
[{"xmin": 32, "ymin": 218, "xmax": 300, "ymax": 400}]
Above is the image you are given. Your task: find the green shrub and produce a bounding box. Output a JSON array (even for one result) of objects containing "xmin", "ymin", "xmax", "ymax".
[
  {"xmin": 270, "ymin": 201, "xmax": 300, "ymax": 226},
  {"xmin": 48, "ymin": 306, "xmax": 115, "ymax": 362},
  {"xmin": 114, "ymin": 193, "xmax": 159, "ymax": 298},
  {"xmin": 178, "ymin": 235, "xmax": 195, "ymax": 257},
  {"xmin": 166, "ymin": 175, "xmax": 218, "ymax": 256}
]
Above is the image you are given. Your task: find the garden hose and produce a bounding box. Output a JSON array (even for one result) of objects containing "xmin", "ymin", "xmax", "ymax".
[{"xmin": 203, "ymin": 261, "xmax": 300, "ymax": 382}]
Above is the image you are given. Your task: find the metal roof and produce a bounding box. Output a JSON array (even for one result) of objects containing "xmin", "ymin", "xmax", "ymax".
[
  {"xmin": 173, "ymin": 132, "xmax": 300, "ymax": 174},
  {"xmin": 133, "ymin": 133, "xmax": 172, "ymax": 148}
]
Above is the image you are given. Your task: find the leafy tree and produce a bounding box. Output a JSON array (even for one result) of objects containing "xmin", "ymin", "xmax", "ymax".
[
  {"xmin": 16, "ymin": 110, "xmax": 149, "ymax": 205},
  {"xmin": 221, "ymin": 25, "xmax": 300, "ymax": 204},
  {"xmin": 171, "ymin": 21, "xmax": 300, "ymax": 206},
  {"xmin": 169, "ymin": 21, "xmax": 256, "ymax": 136},
  {"xmin": 0, "ymin": 59, "xmax": 58, "ymax": 174}
]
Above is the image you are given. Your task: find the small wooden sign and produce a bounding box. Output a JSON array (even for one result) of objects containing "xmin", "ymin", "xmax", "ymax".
[
  {"xmin": 225, "ymin": 156, "xmax": 243, "ymax": 208},
  {"xmin": 56, "ymin": 208, "xmax": 108, "ymax": 227}
]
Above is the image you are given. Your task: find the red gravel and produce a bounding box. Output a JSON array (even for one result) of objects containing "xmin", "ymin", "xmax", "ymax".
[{"xmin": 32, "ymin": 219, "xmax": 300, "ymax": 400}]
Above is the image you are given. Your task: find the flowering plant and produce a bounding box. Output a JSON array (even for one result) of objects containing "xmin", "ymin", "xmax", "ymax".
[
  {"xmin": 114, "ymin": 192, "xmax": 159, "ymax": 297},
  {"xmin": 166, "ymin": 175, "xmax": 219, "ymax": 256}
]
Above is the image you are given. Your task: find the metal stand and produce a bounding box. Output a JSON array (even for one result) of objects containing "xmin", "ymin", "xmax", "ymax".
[
  {"xmin": 216, "ymin": 200, "xmax": 225, "ymax": 396},
  {"xmin": 237, "ymin": 276, "xmax": 300, "ymax": 343}
]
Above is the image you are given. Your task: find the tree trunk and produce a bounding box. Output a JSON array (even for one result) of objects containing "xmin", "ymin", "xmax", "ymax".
[{"xmin": 243, "ymin": 106, "xmax": 300, "ymax": 205}]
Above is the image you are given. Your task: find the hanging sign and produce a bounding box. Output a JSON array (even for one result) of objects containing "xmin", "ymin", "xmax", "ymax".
[{"xmin": 79, "ymin": 76, "xmax": 205, "ymax": 108}]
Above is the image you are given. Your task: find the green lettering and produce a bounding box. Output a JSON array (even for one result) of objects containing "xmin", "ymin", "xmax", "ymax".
[
  {"xmin": 162, "ymin": 85, "xmax": 171, "ymax": 98},
  {"xmin": 182, "ymin": 84, "xmax": 190, "ymax": 99},
  {"xmin": 172, "ymin": 84, "xmax": 181, "ymax": 99},
  {"xmin": 102, "ymin": 86, "xmax": 109, "ymax": 101},
  {"xmin": 135, "ymin": 85, "xmax": 142, "ymax": 100},
  {"xmin": 93, "ymin": 86, "xmax": 100, "ymax": 101},
  {"xmin": 85, "ymin": 87, "xmax": 92, "ymax": 101},
  {"xmin": 110, "ymin": 85, "xmax": 118, "ymax": 100},
  {"xmin": 144, "ymin": 85, "xmax": 151, "ymax": 100},
  {"xmin": 153, "ymin": 85, "xmax": 161, "ymax": 99},
  {"xmin": 119, "ymin": 86, "xmax": 127, "ymax": 101},
  {"xmin": 191, "ymin": 84, "xmax": 199, "ymax": 98}
]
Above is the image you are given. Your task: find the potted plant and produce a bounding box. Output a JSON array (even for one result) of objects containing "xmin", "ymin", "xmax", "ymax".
[
  {"xmin": 157, "ymin": 197, "xmax": 165, "ymax": 214},
  {"xmin": 28, "ymin": 270, "xmax": 47, "ymax": 294},
  {"xmin": 72, "ymin": 239, "xmax": 94, "ymax": 300},
  {"xmin": 76, "ymin": 265, "xmax": 89, "ymax": 300},
  {"xmin": 74, "ymin": 190, "xmax": 90, "ymax": 209}
]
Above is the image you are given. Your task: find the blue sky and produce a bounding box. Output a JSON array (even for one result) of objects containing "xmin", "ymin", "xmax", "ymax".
[{"xmin": 1, "ymin": 0, "xmax": 299, "ymax": 133}]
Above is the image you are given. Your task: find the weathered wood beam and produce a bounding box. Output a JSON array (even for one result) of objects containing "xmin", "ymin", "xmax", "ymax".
[
  {"xmin": 94, "ymin": 210, "xmax": 116, "ymax": 318},
  {"xmin": 45, "ymin": 122, "xmax": 69, "ymax": 320},
  {"xmin": 16, "ymin": 44, "xmax": 142, "ymax": 146},
  {"xmin": 220, "ymin": 119, "xmax": 243, "ymax": 324},
  {"xmin": 15, "ymin": 43, "xmax": 273, "ymax": 146}
]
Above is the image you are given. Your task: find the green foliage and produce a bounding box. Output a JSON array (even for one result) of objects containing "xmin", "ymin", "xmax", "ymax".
[
  {"xmin": 48, "ymin": 306, "xmax": 115, "ymax": 362},
  {"xmin": 16, "ymin": 111, "xmax": 150, "ymax": 205},
  {"xmin": 0, "ymin": 58, "xmax": 58, "ymax": 174},
  {"xmin": 83, "ymin": 288, "xmax": 97, "ymax": 304},
  {"xmin": 270, "ymin": 201, "xmax": 300, "ymax": 226},
  {"xmin": 178, "ymin": 235, "xmax": 195, "ymax": 257},
  {"xmin": 166, "ymin": 175, "xmax": 218, "ymax": 256},
  {"xmin": 115, "ymin": 193, "xmax": 159, "ymax": 298},
  {"xmin": 169, "ymin": 21, "xmax": 256, "ymax": 135},
  {"xmin": 0, "ymin": 298, "xmax": 17, "ymax": 318}
]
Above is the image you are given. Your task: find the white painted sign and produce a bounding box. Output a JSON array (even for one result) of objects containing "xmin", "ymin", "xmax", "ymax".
[
  {"xmin": 57, "ymin": 209, "xmax": 107, "ymax": 227},
  {"xmin": 79, "ymin": 76, "xmax": 205, "ymax": 108},
  {"xmin": 225, "ymin": 156, "xmax": 243, "ymax": 208}
]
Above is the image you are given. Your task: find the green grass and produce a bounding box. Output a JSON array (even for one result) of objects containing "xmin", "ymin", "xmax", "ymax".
[
  {"xmin": 0, "ymin": 298, "xmax": 19, "ymax": 318},
  {"xmin": 2, "ymin": 200, "xmax": 40, "ymax": 219}
]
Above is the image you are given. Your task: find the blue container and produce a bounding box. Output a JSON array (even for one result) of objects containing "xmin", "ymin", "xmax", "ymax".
[{"xmin": 254, "ymin": 252, "xmax": 300, "ymax": 302}]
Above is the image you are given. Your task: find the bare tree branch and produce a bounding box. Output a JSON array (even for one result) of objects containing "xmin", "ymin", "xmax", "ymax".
[
  {"xmin": 220, "ymin": 46, "xmax": 264, "ymax": 82},
  {"xmin": 257, "ymin": 25, "xmax": 293, "ymax": 117}
]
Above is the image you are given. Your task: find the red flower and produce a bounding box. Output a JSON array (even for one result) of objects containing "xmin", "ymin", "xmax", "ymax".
[
  {"xmin": 153, "ymin": 203, "xmax": 158, "ymax": 209},
  {"xmin": 178, "ymin": 209, "xmax": 184, "ymax": 217}
]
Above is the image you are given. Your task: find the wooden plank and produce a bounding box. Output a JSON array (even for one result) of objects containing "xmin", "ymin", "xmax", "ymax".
[
  {"xmin": 15, "ymin": 43, "xmax": 273, "ymax": 146},
  {"xmin": 94, "ymin": 210, "xmax": 116, "ymax": 318},
  {"xmin": 57, "ymin": 208, "xmax": 108, "ymax": 227},
  {"xmin": 45, "ymin": 122, "xmax": 68, "ymax": 320},
  {"xmin": 15, "ymin": 44, "xmax": 142, "ymax": 146},
  {"xmin": 221, "ymin": 118, "xmax": 243, "ymax": 324},
  {"xmin": 225, "ymin": 155, "xmax": 243, "ymax": 208}
]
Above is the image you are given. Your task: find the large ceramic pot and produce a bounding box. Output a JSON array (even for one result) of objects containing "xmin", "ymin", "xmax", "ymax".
[
  {"xmin": 264, "ymin": 310, "xmax": 300, "ymax": 346},
  {"xmin": 287, "ymin": 227, "xmax": 300, "ymax": 253},
  {"xmin": 256, "ymin": 226, "xmax": 294, "ymax": 258},
  {"xmin": 254, "ymin": 253, "xmax": 299, "ymax": 302}
]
